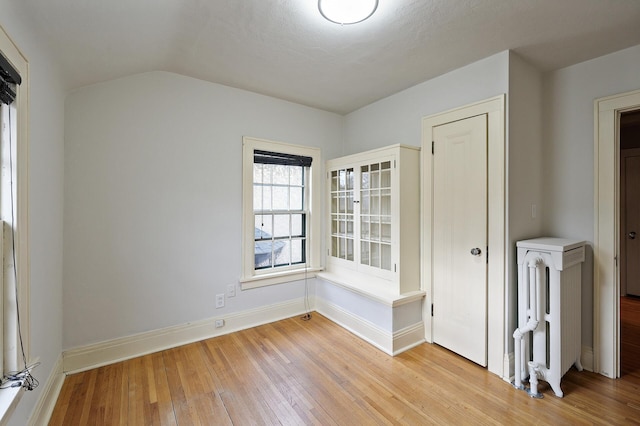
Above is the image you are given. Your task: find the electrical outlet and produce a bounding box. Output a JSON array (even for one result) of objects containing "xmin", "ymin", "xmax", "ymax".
[
  {"xmin": 227, "ymin": 284, "xmax": 236, "ymax": 298},
  {"xmin": 215, "ymin": 293, "xmax": 225, "ymax": 309},
  {"xmin": 215, "ymin": 319, "xmax": 225, "ymax": 328}
]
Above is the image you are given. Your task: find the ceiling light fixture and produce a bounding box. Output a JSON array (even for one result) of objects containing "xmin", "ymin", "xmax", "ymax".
[{"xmin": 318, "ymin": 0, "xmax": 378, "ymax": 25}]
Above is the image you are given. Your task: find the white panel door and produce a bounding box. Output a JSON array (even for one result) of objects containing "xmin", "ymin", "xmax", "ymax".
[{"xmin": 432, "ymin": 114, "xmax": 488, "ymax": 366}]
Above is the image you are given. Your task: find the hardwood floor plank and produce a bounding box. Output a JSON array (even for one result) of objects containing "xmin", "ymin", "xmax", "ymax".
[{"xmin": 50, "ymin": 313, "xmax": 640, "ymax": 425}]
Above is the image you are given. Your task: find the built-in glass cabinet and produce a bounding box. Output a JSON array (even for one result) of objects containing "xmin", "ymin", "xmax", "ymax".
[{"xmin": 324, "ymin": 144, "xmax": 420, "ymax": 296}]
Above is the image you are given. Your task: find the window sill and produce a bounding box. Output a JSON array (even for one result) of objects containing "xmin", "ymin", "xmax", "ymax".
[
  {"xmin": 240, "ymin": 267, "xmax": 323, "ymax": 290},
  {"xmin": 0, "ymin": 386, "xmax": 23, "ymax": 424}
]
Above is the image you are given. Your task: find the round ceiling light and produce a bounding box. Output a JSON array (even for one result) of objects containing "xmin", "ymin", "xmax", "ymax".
[{"xmin": 318, "ymin": 0, "xmax": 379, "ymax": 25}]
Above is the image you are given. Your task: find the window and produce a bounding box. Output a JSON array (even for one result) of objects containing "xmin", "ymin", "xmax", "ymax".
[
  {"xmin": 0, "ymin": 24, "xmax": 32, "ymax": 419},
  {"xmin": 241, "ymin": 137, "xmax": 321, "ymax": 288}
]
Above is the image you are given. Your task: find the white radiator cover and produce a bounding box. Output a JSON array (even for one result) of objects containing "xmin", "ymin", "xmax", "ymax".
[{"xmin": 515, "ymin": 238, "xmax": 585, "ymax": 398}]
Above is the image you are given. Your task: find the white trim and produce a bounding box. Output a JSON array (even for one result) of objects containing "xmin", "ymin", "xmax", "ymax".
[
  {"xmin": 314, "ymin": 296, "xmax": 425, "ymax": 356},
  {"xmin": 421, "ymin": 95, "xmax": 506, "ymax": 377},
  {"xmin": 63, "ymin": 298, "xmax": 310, "ymax": 374},
  {"xmin": 241, "ymin": 136, "xmax": 322, "ymax": 289},
  {"xmin": 27, "ymin": 356, "xmax": 64, "ymax": 426},
  {"xmin": 594, "ymin": 88, "xmax": 640, "ymax": 378}
]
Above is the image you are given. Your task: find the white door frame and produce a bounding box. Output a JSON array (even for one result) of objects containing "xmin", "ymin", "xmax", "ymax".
[
  {"xmin": 421, "ymin": 95, "xmax": 506, "ymax": 378},
  {"xmin": 594, "ymin": 88, "xmax": 640, "ymax": 379}
]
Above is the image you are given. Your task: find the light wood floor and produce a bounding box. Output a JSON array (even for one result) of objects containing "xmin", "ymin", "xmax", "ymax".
[
  {"xmin": 50, "ymin": 313, "xmax": 640, "ymax": 425},
  {"xmin": 621, "ymin": 295, "xmax": 640, "ymax": 376}
]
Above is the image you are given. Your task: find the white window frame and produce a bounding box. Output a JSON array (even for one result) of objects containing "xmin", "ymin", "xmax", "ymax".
[
  {"xmin": 0, "ymin": 24, "xmax": 31, "ymax": 420},
  {"xmin": 241, "ymin": 137, "xmax": 322, "ymax": 289}
]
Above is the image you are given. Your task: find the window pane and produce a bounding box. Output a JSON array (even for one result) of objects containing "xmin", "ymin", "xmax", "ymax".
[
  {"xmin": 292, "ymin": 214, "xmax": 303, "ymax": 236},
  {"xmin": 255, "ymin": 241, "xmax": 273, "ymax": 268},
  {"xmin": 291, "ymin": 239, "xmax": 303, "ymax": 263},
  {"xmin": 273, "ymin": 164, "xmax": 289, "ymax": 185},
  {"xmin": 253, "ymin": 163, "xmax": 264, "ymax": 183},
  {"xmin": 263, "ymin": 186, "xmax": 272, "ymax": 211},
  {"xmin": 274, "ymin": 240, "xmax": 291, "ymax": 266},
  {"xmin": 290, "ymin": 187, "xmax": 303, "ymax": 210},
  {"xmin": 253, "ymin": 185, "xmax": 263, "ymax": 210},
  {"xmin": 347, "ymin": 238, "xmax": 354, "ymax": 261},
  {"xmin": 272, "ymin": 186, "xmax": 288, "ymax": 210},
  {"xmin": 273, "ymin": 214, "xmax": 290, "ymax": 238},
  {"xmin": 256, "ymin": 214, "xmax": 273, "ymax": 237},
  {"xmin": 262, "ymin": 164, "xmax": 273, "ymax": 184},
  {"xmin": 290, "ymin": 167, "xmax": 302, "ymax": 186}
]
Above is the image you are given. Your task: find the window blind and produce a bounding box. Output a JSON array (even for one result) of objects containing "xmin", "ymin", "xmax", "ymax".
[
  {"xmin": 254, "ymin": 149, "xmax": 313, "ymax": 167},
  {"xmin": 0, "ymin": 52, "xmax": 21, "ymax": 105}
]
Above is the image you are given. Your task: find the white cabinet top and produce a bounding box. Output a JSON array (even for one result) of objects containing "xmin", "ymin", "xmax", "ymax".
[{"xmin": 516, "ymin": 237, "xmax": 586, "ymax": 253}]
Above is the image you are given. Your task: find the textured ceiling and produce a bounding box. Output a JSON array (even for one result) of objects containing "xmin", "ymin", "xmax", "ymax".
[{"xmin": 16, "ymin": 0, "xmax": 640, "ymax": 114}]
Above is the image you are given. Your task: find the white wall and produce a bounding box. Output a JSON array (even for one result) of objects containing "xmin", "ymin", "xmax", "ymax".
[
  {"xmin": 343, "ymin": 51, "xmax": 510, "ymax": 154},
  {"xmin": 63, "ymin": 71, "xmax": 343, "ymax": 349},
  {"xmin": 543, "ymin": 44, "xmax": 640, "ymax": 348},
  {"xmin": 0, "ymin": 2, "xmax": 66, "ymax": 424},
  {"xmin": 506, "ymin": 52, "xmax": 544, "ymax": 351}
]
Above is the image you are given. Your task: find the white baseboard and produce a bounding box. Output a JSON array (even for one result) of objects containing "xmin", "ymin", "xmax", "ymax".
[
  {"xmin": 581, "ymin": 345, "xmax": 594, "ymax": 372},
  {"xmin": 27, "ymin": 355, "xmax": 64, "ymax": 426},
  {"xmin": 63, "ymin": 298, "xmax": 310, "ymax": 374},
  {"xmin": 315, "ymin": 297, "xmax": 424, "ymax": 356},
  {"xmin": 503, "ymin": 351, "xmax": 514, "ymax": 383}
]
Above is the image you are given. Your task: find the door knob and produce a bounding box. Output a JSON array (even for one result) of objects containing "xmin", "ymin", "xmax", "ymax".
[
  {"xmin": 629, "ymin": 231, "xmax": 636, "ymax": 240},
  {"xmin": 470, "ymin": 247, "xmax": 482, "ymax": 256}
]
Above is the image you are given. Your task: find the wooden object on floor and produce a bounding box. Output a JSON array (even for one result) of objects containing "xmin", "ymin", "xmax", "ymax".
[{"xmin": 50, "ymin": 313, "xmax": 640, "ymax": 425}]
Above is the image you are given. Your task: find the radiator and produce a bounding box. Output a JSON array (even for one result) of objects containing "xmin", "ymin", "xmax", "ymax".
[{"xmin": 513, "ymin": 238, "xmax": 585, "ymax": 398}]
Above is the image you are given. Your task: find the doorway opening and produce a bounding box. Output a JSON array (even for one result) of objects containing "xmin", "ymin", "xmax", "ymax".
[{"xmin": 619, "ymin": 110, "xmax": 640, "ymax": 378}]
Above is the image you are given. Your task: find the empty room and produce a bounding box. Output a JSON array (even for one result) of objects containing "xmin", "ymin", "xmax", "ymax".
[{"xmin": 0, "ymin": 0, "xmax": 639, "ymax": 424}]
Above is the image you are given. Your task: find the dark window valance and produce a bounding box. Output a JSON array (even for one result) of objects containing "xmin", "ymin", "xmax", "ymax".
[
  {"xmin": 254, "ymin": 150, "xmax": 313, "ymax": 167},
  {"xmin": 0, "ymin": 52, "xmax": 21, "ymax": 105}
]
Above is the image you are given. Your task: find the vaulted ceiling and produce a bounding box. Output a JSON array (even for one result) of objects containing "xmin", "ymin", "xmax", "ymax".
[{"xmin": 16, "ymin": 0, "xmax": 640, "ymax": 114}]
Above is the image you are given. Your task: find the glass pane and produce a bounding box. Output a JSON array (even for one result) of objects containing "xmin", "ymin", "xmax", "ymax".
[
  {"xmin": 290, "ymin": 187, "xmax": 303, "ymax": 210},
  {"xmin": 272, "ymin": 186, "xmax": 288, "ymax": 210},
  {"xmin": 338, "ymin": 215, "xmax": 346, "ymax": 235},
  {"xmin": 371, "ymin": 190, "xmax": 380, "ymax": 215},
  {"xmin": 381, "ymin": 189, "xmax": 391, "ymax": 215},
  {"xmin": 361, "ymin": 241, "xmax": 370, "ymax": 265},
  {"xmin": 381, "ymin": 161, "xmax": 391, "ymax": 170},
  {"xmin": 381, "ymin": 169, "xmax": 391, "ymax": 188},
  {"xmin": 254, "ymin": 241, "xmax": 273, "ymax": 268},
  {"xmin": 331, "ymin": 217, "xmax": 338, "ymax": 235},
  {"xmin": 361, "ymin": 167, "xmax": 369, "ymax": 189},
  {"xmin": 381, "ymin": 219, "xmax": 391, "ymax": 243},
  {"xmin": 346, "ymin": 218, "xmax": 354, "ymax": 237},
  {"xmin": 331, "ymin": 171, "xmax": 338, "ymax": 191},
  {"xmin": 292, "ymin": 214, "xmax": 303, "ymax": 236},
  {"xmin": 263, "ymin": 186, "xmax": 272, "ymax": 211},
  {"xmin": 273, "ymin": 214, "xmax": 289, "ymax": 238},
  {"xmin": 332, "ymin": 237, "xmax": 338, "ymax": 257},
  {"xmin": 371, "ymin": 170, "xmax": 379, "ymax": 189},
  {"xmin": 346, "ymin": 194, "xmax": 354, "ymax": 214},
  {"xmin": 339, "ymin": 238, "xmax": 346, "ymax": 258},
  {"xmin": 339, "ymin": 194, "xmax": 346, "ymax": 213},
  {"xmin": 290, "ymin": 166, "xmax": 302, "ymax": 186},
  {"xmin": 262, "ymin": 164, "xmax": 273, "ymax": 184},
  {"xmin": 371, "ymin": 243, "xmax": 380, "ymax": 268},
  {"xmin": 274, "ymin": 240, "xmax": 291, "ymax": 266},
  {"xmin": 331, "ymin": 194, "xmax": 338, "ymax": 214},
  {"xmin": 273, "ymin": 165, "xmax": 289, "ymax": 185},
  {"xmin": 371, "ymin": 221, "xmax": 380, "ymax": 240},
  {"xmin": 381, "ymin": 244, "xmax": 391, "ymax": 271},
  {"xmin": 360, "ymin": 192, "xmax": 370, "ymax": 214},
  {"xmin": 346, "ymin": 168, "xmax": 354, "ymax": 190},
  {"xmin": 347, "ymin": 238, "xmax": 354, "ymax": 261},
  {"xmin": 361, "ymin": 217, "xmax": 370, "ymax": 239},
  {"xmin": 339, "ymin": 169, "xmax": 346, "ymax": 190},
  {"xmin": 255, "ymin": 214, "xmax": 272, "ymax": 237},
  {"xmin": 253, "ymin": 185, "xmax": 263, "ymax": 210},
  {"xmin": 291, "ymin": 239, "xmax": 303, "ymax": 263},
  {"xmin": 253, "ymin": 163, "xmax": 264, "ymax": 183}
]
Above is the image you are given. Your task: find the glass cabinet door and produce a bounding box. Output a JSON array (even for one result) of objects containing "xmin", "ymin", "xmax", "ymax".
[
  {"xmin": 360, "ymin": 161, "xmax": 392, "ymax": 271},
  {"xmin": 330, "ymin": 168, "xmax": 354, "ymax": 261}
]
